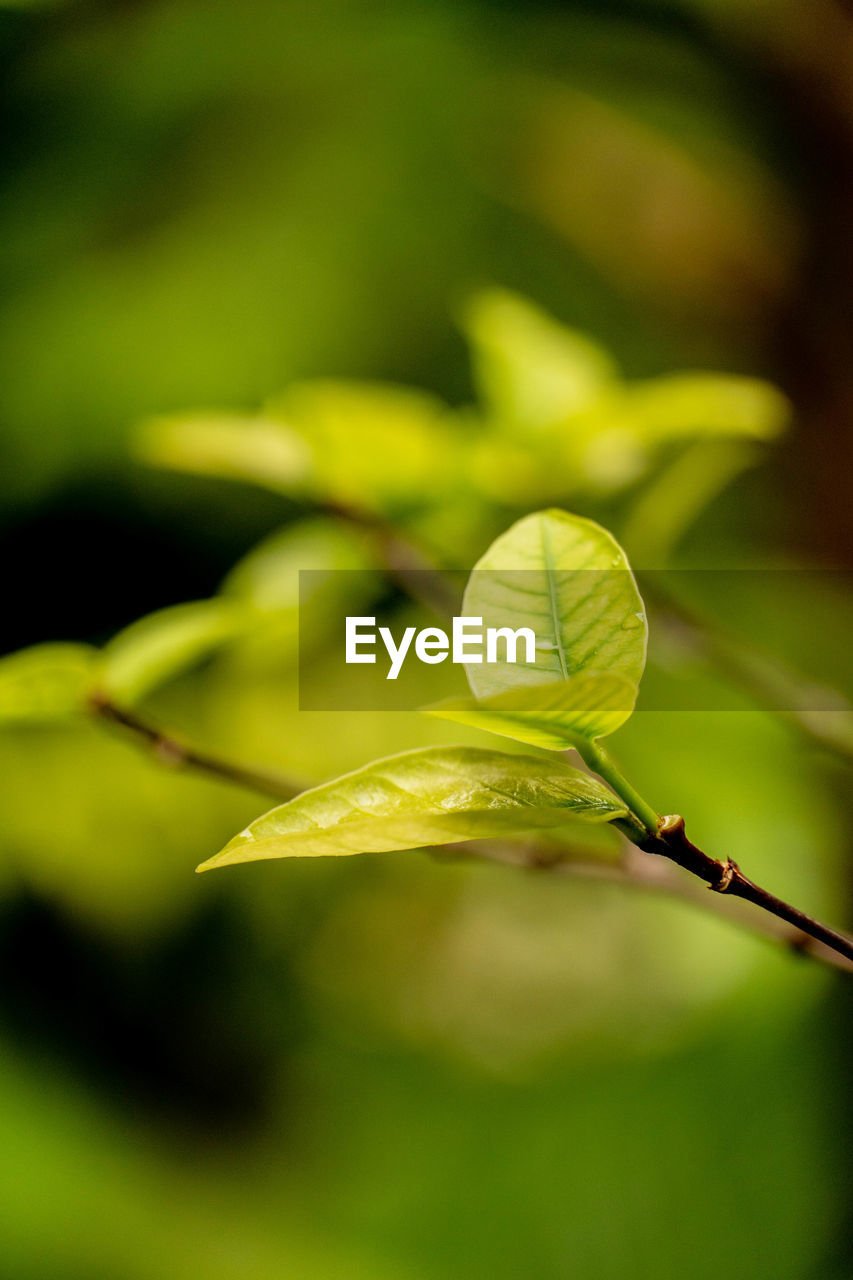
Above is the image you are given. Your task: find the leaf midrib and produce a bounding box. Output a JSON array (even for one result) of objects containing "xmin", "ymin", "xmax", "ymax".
[{"xmin": 540, "ymin": 514, "xmax": 569, "ymax": 680}]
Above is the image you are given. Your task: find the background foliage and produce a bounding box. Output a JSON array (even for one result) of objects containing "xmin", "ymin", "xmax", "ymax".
[{"xmin": 1, "ymin": 1, "xmax": 852, "ymax": 1277}]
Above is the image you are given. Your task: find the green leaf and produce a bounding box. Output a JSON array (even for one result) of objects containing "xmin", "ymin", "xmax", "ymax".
[
  {"xmin": 424, "ymin": 672, "xmax": 638, "ymax": 750},
  {"xmin": 462, "ymin": 509, "xmax": 647, "ymax": 700},
  {"xmin": 222, "ymin": 516, "xmax": 376, "ymax": 613},
  {"xmin": 135, "ymin": 413, "xmax": 313, "ymax": 493},
  {"xmin": 620, "ymin": 372, "xmax": 790, "ymax": 444},
  {"xmin": 0, "ymin": 643, "xmax": 96, "ymax": 723},
  {"xmin": 567, "ymin": 374, "xmax": 789, "ymax": 493},
  {"xmin": 267, "ymin": 379, "xmax": 458, "ymax": 513},
  {"xmin": 97, "ymin": 600, "xmax": 244, "ymax": 705},
  {"xmin": 197, "ymin": 745, "xmax": 628, "ymax": 870},
  {"xmin": 462, "ymin": 289, "xmax": 617, "ymax": 432},
  {"xmin": 221, "ymin": 516, "xmax": 380, "ymax": 665}
]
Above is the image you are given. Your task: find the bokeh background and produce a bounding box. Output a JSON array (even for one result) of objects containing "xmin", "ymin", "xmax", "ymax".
[{"xmin": 1, "ymin": 2, "xmax": 852, "ymax": 1277}]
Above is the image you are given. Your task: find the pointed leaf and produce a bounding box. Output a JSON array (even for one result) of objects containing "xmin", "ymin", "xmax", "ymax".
[
  {"xmin": 622, "ymin": 372, "xmax": 790, "ymax": 444},
  {"xmin": 462, "ymin": 509, "xmax": 646, "ymax": 699},
  {"xmin": 425, "ymin": 673, "xmax": 638, "ymax": 750},
  {"xmin": 197, "ymin": 746, "xmax": 628, "ymax": 870}
]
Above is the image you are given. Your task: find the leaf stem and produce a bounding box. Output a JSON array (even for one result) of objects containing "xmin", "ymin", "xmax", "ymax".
[
  {"xmin": 575, "ymin": 739, "xmax": 660, "ymax": 837},
  {"xmin": 88, "ymin": 692, "xmax": 300, "ymax": 802}
]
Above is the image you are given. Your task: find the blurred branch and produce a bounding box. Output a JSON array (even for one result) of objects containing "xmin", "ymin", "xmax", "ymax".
[
  {"xmin": 318, "ymin": 499, "xmax": 463, "ymax": 618},
  {"xmin": 88, "ymin": 692, "xmax": 301, "ymax": 802},
  {"xmin": 642, "ymin": 575, "xmax": 853, "ymax": 764}
]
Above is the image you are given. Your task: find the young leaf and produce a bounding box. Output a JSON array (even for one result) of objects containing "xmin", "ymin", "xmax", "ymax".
[
  {"xmin": 221, "ymin": 516, "xmax": 380, "ymax": 665},
  {"xmin": 424, "ymin": 672, "xmax": 638, "ymax": 750},
  {"xmin": 621, "ymin": 372, "xmax": 789, "ymax": 444},
  {"xmin": 197, "ymin": 746, "xmax": 628, "ymax": 870},
  {"xmin": 267, "ymin": 379, "xmax": 459, "ymax": 513},
  {"xmin": 0, "ymin": 643, "xmax": 96, "ymax": 723},
  {"xmin": 222, "ymin": 517, "xmax": 376, "ymax": 613},
  {"xmin": 462, "ymin": 289, "xmax": 617, "ymax": 432},
  {"xmin": 463, "ymin": 509, "xmax": 647, "ymax": 699},
  {"xmin": 136, "ymin": 413, "xmax": 312, "ymax": 493},
  {"xmin": 97, "ymin": 600, "xmax": 244, "ymax": 705}
]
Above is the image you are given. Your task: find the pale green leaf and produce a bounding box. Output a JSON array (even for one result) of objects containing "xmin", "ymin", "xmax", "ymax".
[
  {"xmin": 97, "ymin": 600, "xmax": 244, "ymax": 705},
  {"xmin": 197, "ymin": 745, "xmax": 628, "ymax": 870},
  {"xmin": 0, "ymin": 643, "xmax": 96, "ymax": 723},
  {"xmin": 463, "ymin": 289, "xmax": 617, "ymax": 432},
  {"xmin": 222, "ymin": 516, "xmax": 376, "ymax": 613},
  {"xmin": 221, "ymin": 517, "xmax": 380, "ymax": 666},
  {"xmin": 424, "ymin": 672, "xmax": 638, "ymax": 750},
  {"xmin": 622, "ymin": 372, "xmax": 790, "ymax": 444},
  {"xmin": 462, "ymin": 509, "xmax": 646, "ymax": 699},
  {"xmin": 136, "ymin": 413, "xmax": 313, "ymax": 493},
  {"xmin": 267, "ymin": 379, "xmax": 458, "ymax": 512}
]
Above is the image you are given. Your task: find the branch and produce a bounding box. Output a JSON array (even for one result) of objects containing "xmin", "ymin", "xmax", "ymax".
[
  {"xmin": 317, "ymin": 499, "xmax": 463, "ymax": 618},
  {"xmin": 638, "ymin": 814, "xmax": 853, "ymax": 965},
  {"xmin": 88, "ymin": 692, "xmax": 301, "ymax": 802},
  {"xmin": 642, "ymin": 575, "xmax": 853, "ymax": 765},
  {"xmin": 439, "ymin": 837, "xmax": 853, "ymax": 973},
  {"xmin": 86, "ymin": 696, "xmax": 853, "ymax": 971}
]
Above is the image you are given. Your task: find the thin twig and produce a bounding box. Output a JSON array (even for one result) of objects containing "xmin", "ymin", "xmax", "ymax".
[
  {"xmin": 86, "ymin": 699, "xmax": 853, "ymax": 970},
  {"xmin": 438, "ymin": 837, "xmax": 853, "ymax": 973},
  {"xmin": 641, "ymin": 574, "xmax": 853, "ymax": 765},
  {"xmin": 88, "ymin": 692, "xmax": 301, "ymax": 802},
  {"xmin": 637, "ymin": 814, "xmax": 853, "ymax": 964},
  {"xmin": 317, "ymin": 499, "xmax": 463, "ymax": 618}
]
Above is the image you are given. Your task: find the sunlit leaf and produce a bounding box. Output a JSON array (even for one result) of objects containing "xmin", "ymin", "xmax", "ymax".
[
  {"xmin": 267, "ymin": 380, "xmax": 459, "ymax": 513},
  {"xmin": 136, "ymin": 413, "xmax": 313, "ymax": 492},
  {"xmin": 197, "ymin": 745, "xmax": 628, "ymax": 870},
  {"xmin": 97, "ymin": 600, "xmax": 244, "ymax": 705},
  {"xmin": 462, "ymin": 288, "xmax": 617, "ymax": 431},
  {"xmin": 222, "ymin": 516, "xmax": 376, "ymax": 613},
  {"xmin": 462, "ymin": 509, "xmax": 647, "ymax": 699},
  {"xmin": 425, "ymin": 672, "xmax": 638, "ymax": 750},
  {"xmin": 0, "ymin": 643, "xmax": 96, "ymax": 723},
  {"xmin": 620, "ymin": 372, "xmax": 790, "ymax": 444},
  {"xmin": 568, "ymin": 373, "xmax": 788, "ymax": 493},
  {"xmin": 222, "ymin": 516, "xmax": 380, "ymax": 666}
]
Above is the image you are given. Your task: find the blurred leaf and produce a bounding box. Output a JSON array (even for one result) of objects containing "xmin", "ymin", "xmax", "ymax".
[
  {"xmin": 97, "ymin": 599, "xmax": 244, "ymax": 705},
  {"xmin": 136, "ymin": 413, "xmax": 313, "ymax": 493},
  {"xmin": 198, "ymin": 745, "xmax": 628, "ymax": 870},
  {"xmin": 222, "ymin": 516, "xmax": 380, "ymax": 666},
  {"xmin": 618, "ymin": 372, "xmax": 790, "ymax": 444},
  {"xmin": 269, "ymin": 379, "xmax": 459, "ymax": 514},
  {"xmin": 0, "ymin": 643, "xmax": 96, "ymax": 723},
  {"xmin": 425, "ymin": 672, "xmax": 638, "ymax": 750},
  {"xmin": 223, "ymin": 516, "xmax": 376, "ymax": 613},
  {"xmin": 462, "ymin": 509, "xmax": 647, "ymax": 699},
  {"xmin": 463, "ymin": 288, "xmax": 617, "ymax": 432}
]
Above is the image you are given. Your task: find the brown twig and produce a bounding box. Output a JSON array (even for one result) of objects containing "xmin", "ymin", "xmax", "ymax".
[
  {"xmin": 637, "ymin": 814, "xmax": 853, "ymax": 964},
  {"xmin": 86, "ymin": 693, "xmax": 853, "ymax": 971},
  {"xmin": 440, "ymin": 836, "xmax": 853, "ymax": 972}
]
